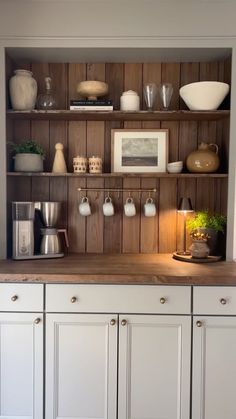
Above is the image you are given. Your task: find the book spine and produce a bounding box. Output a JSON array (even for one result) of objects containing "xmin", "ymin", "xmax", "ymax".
[
  {"xmin": 70, "ymin": 100, "xmax": 113, "ymax": 106},
  {"xmin": 70, "ymin": 106, "xmax": 113, "ymax": 111}
]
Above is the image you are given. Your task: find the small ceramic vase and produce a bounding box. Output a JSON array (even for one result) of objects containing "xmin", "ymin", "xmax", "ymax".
[
  {"xmin": 120, "ymin": 90, "xmax": 140, "ymax": 111},
  {"xmin": 190, "ymin": 239, "xmax": 210, "ymax": 259},
  {"xmin": 186, "ymin": 142, "xmax": 220, "ymax": 173},
  {"xmin": 52, "ymin": 143, "xmax": 67, "ymax": 173},
  {"xmin": 88, "ymin": 156, "xmax": 103, "ymax": 174},
  {"xmin": 73, "ymin": 156, "xmax": 88, "ymax": 173},
  {"xmin": 9, "ymin": 69, "xmax": 37, "ymax": 111}
]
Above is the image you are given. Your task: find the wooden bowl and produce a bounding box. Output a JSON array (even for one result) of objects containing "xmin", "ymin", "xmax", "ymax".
[{"xmin": 77, "ymin": 81, "xmax": 108, "ymax": 100}]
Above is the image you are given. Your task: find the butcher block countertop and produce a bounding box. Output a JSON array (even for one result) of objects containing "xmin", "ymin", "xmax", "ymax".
[{"xmin": 0, "ymin": 254, "xmax": 236, "ymax": 285}]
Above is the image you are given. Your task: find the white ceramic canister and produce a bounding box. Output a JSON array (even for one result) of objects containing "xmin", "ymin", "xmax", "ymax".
[
  {"xmin": 120, "ymin": 90, "xmax": 140, "ymax": 111},
  {"xmin": 9, "ymin": 69, "xmax": 38, "ymax": 111}
]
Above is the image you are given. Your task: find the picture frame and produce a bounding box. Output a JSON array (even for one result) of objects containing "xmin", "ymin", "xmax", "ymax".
[{"xmin": 111, "ymin": 129, "xmax": 169, "ymax": 173}]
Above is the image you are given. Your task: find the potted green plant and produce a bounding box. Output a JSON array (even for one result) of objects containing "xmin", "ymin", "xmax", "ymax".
[
  {"xmin": 11, "ymin": 139, "xmax": 45, "ymax": 172},
  {"xmin": 186, "ymin": 210, "xmax": 226, "ymax": 255}
]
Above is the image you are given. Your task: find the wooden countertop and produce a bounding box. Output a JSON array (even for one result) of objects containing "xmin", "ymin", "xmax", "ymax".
[{"xmin": 0, "ymin": 254, "xmax": 236, "ymax": 285}]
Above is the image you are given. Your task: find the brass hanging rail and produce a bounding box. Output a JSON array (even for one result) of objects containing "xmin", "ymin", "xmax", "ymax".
[{"xmin": 77, "ymin": 187, "xmax": 157, "ymax": 193}]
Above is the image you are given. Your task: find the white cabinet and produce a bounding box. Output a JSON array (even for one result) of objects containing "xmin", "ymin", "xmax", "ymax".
[
  {"xmin": 0, "ymin": 312, "xmax": 43, "ymax": 419},
  {"xmin": 192, "ymin": 316, "xmax": 236, "ymax": 419},
  {"xmin": 118, "ymin": 315, "xmax": 191, "ymax": 419},
  {"xmin": 46, "ymin": 313, "xmax": 118, "ymax": 419},
  {"xmin": 45, "ymin": 285, "xmax": 191, "ymax": 419},
  {"xmin": 192, "ymin": 286, "xmax": 236, "ymax": 419}
]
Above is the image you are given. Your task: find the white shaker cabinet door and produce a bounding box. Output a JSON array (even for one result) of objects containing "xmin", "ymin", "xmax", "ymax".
[
  {"xmin": 118, "ymin": 315, "xmax": 191, "ymax": 419},
  {"xmin": 192, "ymin": 316, "xmax": 236, "ymax": 419},
  {"xmin": 0, "ymin": 313, "xmax": 43, "ymax": 419},
  {"xmin": 46, "ymin": 314, "xmax": 118, "ymax": 419}
]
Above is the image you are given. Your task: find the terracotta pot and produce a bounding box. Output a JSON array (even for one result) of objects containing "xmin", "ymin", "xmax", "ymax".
[
  {"xmin": 186, "ymin": 142, "xmax": 220, "ymax": 173},
  {"xmin": 190, "ymin": 239, "xmax": 210, "ymax": 258}
]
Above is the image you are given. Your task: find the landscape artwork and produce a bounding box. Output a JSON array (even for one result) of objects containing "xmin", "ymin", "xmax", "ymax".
[{"xmin": 122, "ymin": 137, "xmax": 158, "ymax": 166}]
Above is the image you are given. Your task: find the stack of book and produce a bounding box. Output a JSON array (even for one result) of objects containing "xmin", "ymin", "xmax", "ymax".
[{"xmin": 70, "ymin": 99, "xmax": 113, "ymax": 111}]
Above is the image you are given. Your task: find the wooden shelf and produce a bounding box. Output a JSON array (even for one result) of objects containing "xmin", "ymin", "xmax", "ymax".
[
  {"xmin": 6, "ymin": 110, "xmax": 230, "ymax": 121},
  {"xmin": 7, "ymin": 172, "xmax": 228, "ymax": 178}
]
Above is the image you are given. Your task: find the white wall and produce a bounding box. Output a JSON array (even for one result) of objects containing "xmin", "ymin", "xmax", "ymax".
[{"xmin": 0, "ymin": 0, "xmax": 236, "ymax": 39}]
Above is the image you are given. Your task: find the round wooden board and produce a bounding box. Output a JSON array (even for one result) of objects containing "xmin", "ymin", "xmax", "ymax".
[{"xmin": 173, "ymin": 252, "xmax": 222, "ymax": 263}]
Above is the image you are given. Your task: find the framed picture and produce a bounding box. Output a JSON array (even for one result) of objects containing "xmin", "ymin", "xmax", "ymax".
[{"xmin": 111, "ymin": 129, "xmax": 169, "ymax": 173}]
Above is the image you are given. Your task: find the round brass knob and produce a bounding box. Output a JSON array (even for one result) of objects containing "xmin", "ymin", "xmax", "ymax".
[
  {"xmin": 220, "ymin": 298, "xmax": 227, "ymax": 305},
  {"xmin": 11, "ymin": 295, "xmax": 18, "ymax": 302},
  {"xmin": 121, "ymin": 319, "xmax": 127, "ymax": 326},
  {"xmin": 196, "ymin": 320, "xmax": 202, "ymax": 327},
  {"xmin": 34, "ymin": 318, "xmax": 41, "ymax": 324},
  {"xmin": 160, "ymin": 297, "xmax": 166, "ymax": 304},
  {"xmin": 110, "ymin": 319, "xmax": 116, "ymax": 326},
  {"xmin": 71, "ymin": 297, "xmax": 77, "ymax": 303}
]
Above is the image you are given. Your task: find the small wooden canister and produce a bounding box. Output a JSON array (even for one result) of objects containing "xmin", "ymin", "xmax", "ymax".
[
  {"xmin": 88, "ymin": 156, "xmax": 103, "ymax": 174},
  {"xmin": 73, "ymin": 156, "xmax": 88, "ymax": 173}
]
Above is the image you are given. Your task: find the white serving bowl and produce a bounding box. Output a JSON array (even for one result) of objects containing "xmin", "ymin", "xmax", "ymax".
[
  {"xmin": 179, "ymin": 81, "xmax": 229, "ymax": 111},
  {"xmin": 167, "ymin": 161, "xmax": 183, "ymax": 167},
  {"xmin": 167, "ymin": 161, "xmax": 183, "ymax": 173}
]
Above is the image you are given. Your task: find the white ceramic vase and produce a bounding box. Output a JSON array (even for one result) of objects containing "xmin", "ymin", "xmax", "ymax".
[{"xmin": 9, "ymin": 69, "xmax": 38, "ymax": 111}]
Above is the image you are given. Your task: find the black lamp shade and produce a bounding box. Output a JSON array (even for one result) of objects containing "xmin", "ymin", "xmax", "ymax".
[{"xmin": 178, "ymin": 197, "xmax": 193, "ymax": 212}]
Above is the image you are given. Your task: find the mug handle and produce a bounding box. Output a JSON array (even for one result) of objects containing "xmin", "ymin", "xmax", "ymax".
[
  {"xmin": 105, "ymin": 196, "xmax": 112, "ymax": 203},
  {"xmin": 209, "ymin": 143, "xmax": 219, "ymax": 154},
  {"xmin": 146, "ymin": 197, "xmax": 154, "ymax": 204},
  {"xmin": 126, "ymin": 197, "xmax": 133, "ymax": 204},
  {"xmin": 81, "ymin": 196, "xmax": 89, "ymax": 203},
  {"xmin": 58, "ymin": 229, "xmax": 69, "ymax": 248}
]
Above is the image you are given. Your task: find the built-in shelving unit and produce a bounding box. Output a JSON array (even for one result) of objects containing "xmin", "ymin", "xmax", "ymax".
[
  {"xmin": 5, "ymin": 56, "xmax": 231, "ymax": 256},
  {"xmin": 6, "ymin": 110, "xmax": 230, "ymax": 121}
]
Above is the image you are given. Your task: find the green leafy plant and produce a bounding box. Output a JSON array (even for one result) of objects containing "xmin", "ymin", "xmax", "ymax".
[
  {"xmin": 186, "ymin": 210, "xmax": 226, "ymax": 233},
  {"xmin": 10, "ymin": 139, "xmax": 45, "ymax": 156}
]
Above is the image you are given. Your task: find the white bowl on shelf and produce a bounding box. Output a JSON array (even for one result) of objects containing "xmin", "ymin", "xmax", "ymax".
[
  {"xmin": 167, "ymin": 161, "xmax": 183, "ymax": 173},
  {"xmin": 179, "ymin": 81, "xmax": 230, "ymax": 111}
]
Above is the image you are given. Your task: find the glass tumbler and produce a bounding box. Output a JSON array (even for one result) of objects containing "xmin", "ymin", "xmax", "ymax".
[
  {"xmin": 159, "ymin": 83, "xmax": 173, "ymax": 110},
  {"xmin": 143, "ymin": 83, "xmax": 158, "ymax": 111}
]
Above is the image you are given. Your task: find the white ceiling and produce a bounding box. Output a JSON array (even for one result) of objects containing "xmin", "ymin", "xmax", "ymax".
[{"xmin": 6, "ymin": 47, "xmax": 232, "ymax": 64}]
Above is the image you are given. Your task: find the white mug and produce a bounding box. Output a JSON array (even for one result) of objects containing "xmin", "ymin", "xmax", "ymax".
[
  {"xmin": 78, "ymin": 196, "xmax": 91, "ymax": 216},
  {"xmin": 124, "ymin": 197, "xmax": 136, "ymax": 217},
  {"xmin": 103, "ymin": 196, "xmax": 114, "ymax": 217},
  {"xmin": 144, "ymin": 197, "xmax": 156, "ymax": 217}
]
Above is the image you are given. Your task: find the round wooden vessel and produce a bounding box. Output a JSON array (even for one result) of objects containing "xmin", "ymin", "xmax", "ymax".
[{"xmin": 77, "ymin": 81, "xmax": 108, "ymax": 100}]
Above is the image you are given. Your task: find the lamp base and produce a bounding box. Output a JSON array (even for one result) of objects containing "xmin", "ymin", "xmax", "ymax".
[{"xmin": 176, "ymin": 250, "xmax": 191, "ymax": 256}]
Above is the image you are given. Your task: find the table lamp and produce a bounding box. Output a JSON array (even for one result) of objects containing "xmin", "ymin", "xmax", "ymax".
[{"xmin": 177, "ymin": 197, "xmax": 194, "ymax": 255}]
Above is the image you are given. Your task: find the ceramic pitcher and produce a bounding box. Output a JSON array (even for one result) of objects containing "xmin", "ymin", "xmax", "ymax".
[{"xmin": 186, "ymin": 142, "xmax": 220, "ymax": 173}]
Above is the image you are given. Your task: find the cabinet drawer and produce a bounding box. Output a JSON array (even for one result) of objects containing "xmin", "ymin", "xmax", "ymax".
[
  {"xmin": 0, "ymin": 284, "xmax": 44, "ymax": 312},
  {"xmin": 193, "ymin": 286, "xmax": 236, "ymax": 315},
  {"xmin": 46, "ymin": 284, "xmax": 191, "ymax": 314}
]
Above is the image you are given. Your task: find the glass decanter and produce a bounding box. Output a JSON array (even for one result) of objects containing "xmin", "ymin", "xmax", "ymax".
[{"xmin": 36, "ymin": 76, "xmax": 57, "ymax": 110}]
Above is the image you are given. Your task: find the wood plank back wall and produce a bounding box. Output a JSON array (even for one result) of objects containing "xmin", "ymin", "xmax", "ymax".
[{"xmin": 7, "ymin": 58, "xmax": 231, "ymax": 254}]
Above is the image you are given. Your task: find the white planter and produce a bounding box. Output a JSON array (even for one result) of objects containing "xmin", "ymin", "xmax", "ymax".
[
  {"xmin": 9, "ymin": 69, "xmax": 38, "ymax": 111},
  {"xmin": 13, "ymin": 153, "xmax": 44, "ymax": 172}
]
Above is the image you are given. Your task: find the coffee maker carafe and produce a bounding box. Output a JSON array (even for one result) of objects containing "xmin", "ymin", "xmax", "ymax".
[{"xmin": 39, "ymin": 202, "xmax": 69, "ymax": 255}]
